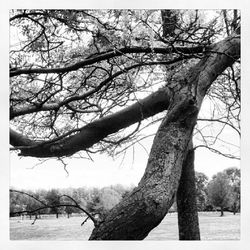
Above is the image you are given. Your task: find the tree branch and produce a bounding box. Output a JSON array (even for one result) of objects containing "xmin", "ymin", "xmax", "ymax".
[
  {"xmin": 10, "ymin": 46, "xmax": 204, "ymax": 77},
  {"xmin": 10, "ymin": 56, "xmax": 191, "ymax": 119},
  {"xmin": 198, "ymin": 118, "xmax": 240, "ymax": 136},
  {"xmin": 10, "ymin": 87, "xmax": 171, "ymax": 157},
  {"xmin": 193, "ymin": 145, "xmax": 240, "ymax": 160}
]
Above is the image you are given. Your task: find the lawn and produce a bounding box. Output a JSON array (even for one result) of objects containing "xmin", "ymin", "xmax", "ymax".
[
  {"xmin": 146, "ymin": 212, "xmax": 240, "ymax": 240},
  {"xmin": 10, "ymin": 212, "xmax": 240, "ymax": 240}
]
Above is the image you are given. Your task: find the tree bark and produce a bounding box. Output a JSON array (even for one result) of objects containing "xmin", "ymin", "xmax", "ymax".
[
  {"xmin": 161, "ymin": 9, "xmax": 201, "ymax": 240},
  {"xmin": 89, "ymin": 96, "xmax": 199, "ymax": 240},
  {"xmin": 177, "ymin": 142, "xmax": 200, "ymax": 240}
]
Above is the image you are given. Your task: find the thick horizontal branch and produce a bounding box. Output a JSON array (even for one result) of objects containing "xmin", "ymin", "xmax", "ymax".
[
  {"xmin": 10, "ymin": 87, "xmax": 172, "ymax": 157},
  {"xmin": 10, "ymin": 128, "xmax": 38, "ymax": 147},
  {"xmin": 10, "ymin": 46, "xmax": 204, "ymax": 77}
]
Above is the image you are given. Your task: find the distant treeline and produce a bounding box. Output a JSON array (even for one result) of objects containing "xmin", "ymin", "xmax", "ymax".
[
  {"xmin": 10, "ymin": 167, "xmax": 240, "ymax": 219},
  {"xmin": 10, "ymin": 184, "xmax": 135, "ymax": 219}
]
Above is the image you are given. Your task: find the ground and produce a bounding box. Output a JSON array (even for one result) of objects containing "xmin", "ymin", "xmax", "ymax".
[{"xmin": 10, "ymin": 212, "xmax": 240, "ymax": 240}]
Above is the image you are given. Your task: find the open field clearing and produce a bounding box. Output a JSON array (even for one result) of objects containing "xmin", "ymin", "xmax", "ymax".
[{"xmin": 10, "ymin": 212, "xmax": 240, "ymax": 240}]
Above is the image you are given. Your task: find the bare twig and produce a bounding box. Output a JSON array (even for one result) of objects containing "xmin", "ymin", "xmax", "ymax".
[{"xmin": 193, "ymin": 144, "xmax": 240, "ymax": 160}]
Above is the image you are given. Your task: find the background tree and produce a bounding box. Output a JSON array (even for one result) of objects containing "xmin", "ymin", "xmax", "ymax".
[
  {"xmin": 9, "ymin": 9, "xmax": 240, "ymax": 240},
  {"xmin": 195, "ymin": 171, "xmax": 209, "ymax": 211},
  {"xmin": 10, "ymin": 190, "xmax": 27, "ymax": 217},
  {"xmin": 24, "ymin": 191, "xmax": 44, "ymax": 219},
  {"xmin": 10, "ymin": 185, "xmax": 131, "ymax": 221},
  {"xmin": 62, "ymin": 188, "xmax": 88, "ymax": 217},
  {"xmin": 86, "ymin": 188, "xmax": 103, "ymax": 218},
  {"xmin": 207, "ymin": 172, "xmax": 233, "ymax": 216},
  {"xmin": 223, "ymin": 167, "xmax": 241, "ymax": 214},
  {"xmin": 45, "ymin": 189, "xmax": 63, "ymax": 218}
]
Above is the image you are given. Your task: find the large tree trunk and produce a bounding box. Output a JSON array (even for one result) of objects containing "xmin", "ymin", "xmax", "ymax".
[
  {"xmin": 177, "ymin": 142, "xmax": 200, "ymax": 240},
  {"xmin": 89, "ymin": 96, "xmax": 199, "ymax": 240},
  {"xmin": 89, "ymin": 33, "xmax": 240, "ymax": 240},
  {"xmin": 161, "ymin": 9, "xmax": 201, "ymax": 240}
]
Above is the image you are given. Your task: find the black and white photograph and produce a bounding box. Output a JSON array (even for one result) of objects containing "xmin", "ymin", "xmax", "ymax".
[{"xmin": 1, "ymin": 2, "xmax": 249, "ymax": 248}]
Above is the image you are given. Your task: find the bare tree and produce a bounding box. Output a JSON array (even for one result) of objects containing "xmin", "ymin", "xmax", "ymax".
[{"xmin": 9, "ymin": 10, "xmax": 240, "ymax": 240}]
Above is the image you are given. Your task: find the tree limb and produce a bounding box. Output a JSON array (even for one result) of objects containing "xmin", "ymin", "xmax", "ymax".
[
  {"xmin": 10, "ymin": 87, "xmax": 172, "ymax": 157},
  {"xmin": 10, "ymin": 56, "xmax": 191, "ymax": 119},
  {"xmin": 10, "ymin": 46, "xmax": 204, "ymax": 77}
]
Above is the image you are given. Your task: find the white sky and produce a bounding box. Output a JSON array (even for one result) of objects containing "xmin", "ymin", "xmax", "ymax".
[{"xmin": 10, "ymin": 144, "xmax": 240, "ymax": 190}]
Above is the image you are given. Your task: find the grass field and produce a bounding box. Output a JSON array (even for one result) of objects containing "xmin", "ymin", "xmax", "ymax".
[{"xmin": 10, "ymin": 212, "xmax": 240, "ymax": 240}]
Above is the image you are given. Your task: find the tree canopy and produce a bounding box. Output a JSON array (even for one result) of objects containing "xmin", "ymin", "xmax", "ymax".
[
  {"xmin": 207, "ymin": 172, "xmax": 232, "ymax": 216},
  {"xmin": 10, "ymin": 10, "xmax": 240, "ymax": 159}
]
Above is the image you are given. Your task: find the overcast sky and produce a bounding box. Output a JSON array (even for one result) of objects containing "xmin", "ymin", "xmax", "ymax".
[{"xmin": 10, "ymin": 146, "xmax": 240, "ymax": 191}]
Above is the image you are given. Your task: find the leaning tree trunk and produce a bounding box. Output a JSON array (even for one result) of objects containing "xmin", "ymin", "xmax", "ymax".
[
  {"xmin": 89, "ymin": 32, "xmax": 239, "ymax": 240},
  {"xmin": 90, "ymin": 96, "xmax": 199, "ymax": 240},
  {"xmin": 177, "ymin": 141, "xmax": 200, "ymax": 240},
  {"xmin": 161, "ymin": 9, "xmax": 200, "ymax": 240}
]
